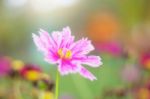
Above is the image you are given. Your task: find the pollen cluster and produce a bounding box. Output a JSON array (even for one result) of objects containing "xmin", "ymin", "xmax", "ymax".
[{"xmin": 58, "ymin": 49, "xmax": 72, "ymax": 59}]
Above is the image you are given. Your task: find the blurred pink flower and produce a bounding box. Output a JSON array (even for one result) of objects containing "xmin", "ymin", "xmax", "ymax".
[
  {"xmin": 140, "ymin": 52, "xmax": 150, "ymax": 69},
  {"xmin": 0, "ymin": 57, "xmax": 11, "ymax": 77},
  {"xmin": 60, "ymin": 94, "xmax": 74, "ymax": 99},
  {"xmin": 94, "ymin": 41, "xmax": 123, "ymax": 56},
  {"xmin": 121, "ymin": 64, "xmax": 140, "ymax": 83},
  {"xmin": 20, "ymin": 64, "xmax": 42, "ymax": 81},
  {"xmin": 32, "ymin": 27, "xmax": 102, "ymax": 81}
]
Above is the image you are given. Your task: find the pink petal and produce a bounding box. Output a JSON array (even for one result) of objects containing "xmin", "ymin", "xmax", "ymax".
[
  {"xmin": 81, "ymin": 56, "xmax": 102, "ymax": 67},
  {"xmin": 79, "ymin": 66, "xmax": 97, "ymax": 81},
  {"xmin": 51, "ymin": 31, "xmax": 62, "ymax": 49},
  {"xmin": 44, "ymin": 53, "xmax": 59, "ymax": 64},
  {"xmin": 70, "ymin": 38, "xmax": 94, "ymax": 56},
  {"xmin": 33, "ymin": 30, "xmax": 58, "ymax": 60},
  {"xmin": 58, "ymin": 61, "xmax": 79, "ymax": 75},
  {"xmin": 62, "ymin": 36, "xmax": 74, "ymax": 48},
  {"xmin": 60, "ymin": 27, "xmax": 74, "ymax": 48},
  {"xmin": 32, "ymin": 33, "xmax": 47, "ymax": 52},
  {"xmin": 39, "ymin": 29, "xmax": 51, "ymax": 48},
  {"xmin": 33, "ymin": 29, "xmax": 54, "ymax": 52},
  {"xmin": 62, "ymin": 26, "xmax": 71, "ymax": 36},
  {"xmin": 39, "ymin": 29, "xmax": 56, "ymax": 49}
]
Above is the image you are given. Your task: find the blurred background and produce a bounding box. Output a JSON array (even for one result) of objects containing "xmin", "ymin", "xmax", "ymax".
[{"xmin": 0, "ymin": 0, "xmax": 150, "ymax": 99}]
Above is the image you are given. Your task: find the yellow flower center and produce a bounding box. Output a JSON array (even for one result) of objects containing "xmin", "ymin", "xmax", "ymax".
[
  {"xmin": 58, "ymin": 49, "xmax": 64, "ymax": 58},
  {"xmin": 65, "ymin": 50, "xmax": 72, "ymax": 59},
  {"xmin": 58, "ymin": 49, "xmax": 72, "ymax": 59},
  {"xmin": 25, "ymin": 70, "xmax": 41, "ymax": 81}
]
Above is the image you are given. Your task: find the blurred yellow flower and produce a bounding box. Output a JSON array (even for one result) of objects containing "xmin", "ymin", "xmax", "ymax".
[
  {"xmin": 25, "ymin": 70, "xmax": 41, "ymax": 81},
  {"xmin": 40, "ymin": 91, "xmax": 54, "ymax": 99},
  {"xmin": 12, "ymin": 60, "xmax": 24, "ymax": 71}
]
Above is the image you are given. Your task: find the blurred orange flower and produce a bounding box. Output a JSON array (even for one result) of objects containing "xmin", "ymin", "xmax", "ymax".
[{"xmin": 87, "ymin": 12, "xmax": 120, "ymax": 42}]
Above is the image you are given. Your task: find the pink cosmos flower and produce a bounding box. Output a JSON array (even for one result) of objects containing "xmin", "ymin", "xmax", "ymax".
[
  {"xmin": 0, "ymin": 56, "xmax": 11, "ymax": 77},
  {"xmin": 32, "ymin": 27, "xmax": 102, "ymax": 81}
]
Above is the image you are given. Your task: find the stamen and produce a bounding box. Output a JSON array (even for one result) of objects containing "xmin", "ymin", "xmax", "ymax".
[
  {"xmin": 65, "ymin": 50, "xmax": 72, "ymax": 59},
  {"xmin": 57, "ymin": 49, "xmax": 72, "ymax": 59},
  {"xmin": 58, "ymin": 49, "xmax": 64, "ymax": 58}
]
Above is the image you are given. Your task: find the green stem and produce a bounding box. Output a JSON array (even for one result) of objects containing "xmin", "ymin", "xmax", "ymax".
[{"xmin": 55, "ymin": 70, "xmax": 60, "ymax": 99}]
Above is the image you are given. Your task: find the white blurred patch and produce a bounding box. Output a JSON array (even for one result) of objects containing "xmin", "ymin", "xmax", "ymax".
[
  {"xmin": 55, "ymin": 0, "xmax": 78, "ymax": 7},
  {"xmin": 30, "ymin": 0, "xmax": 78, "ymax": 13},
  {"xmin": 5, "ymin": 0, "xmax": 27, "ymax": 7}
]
